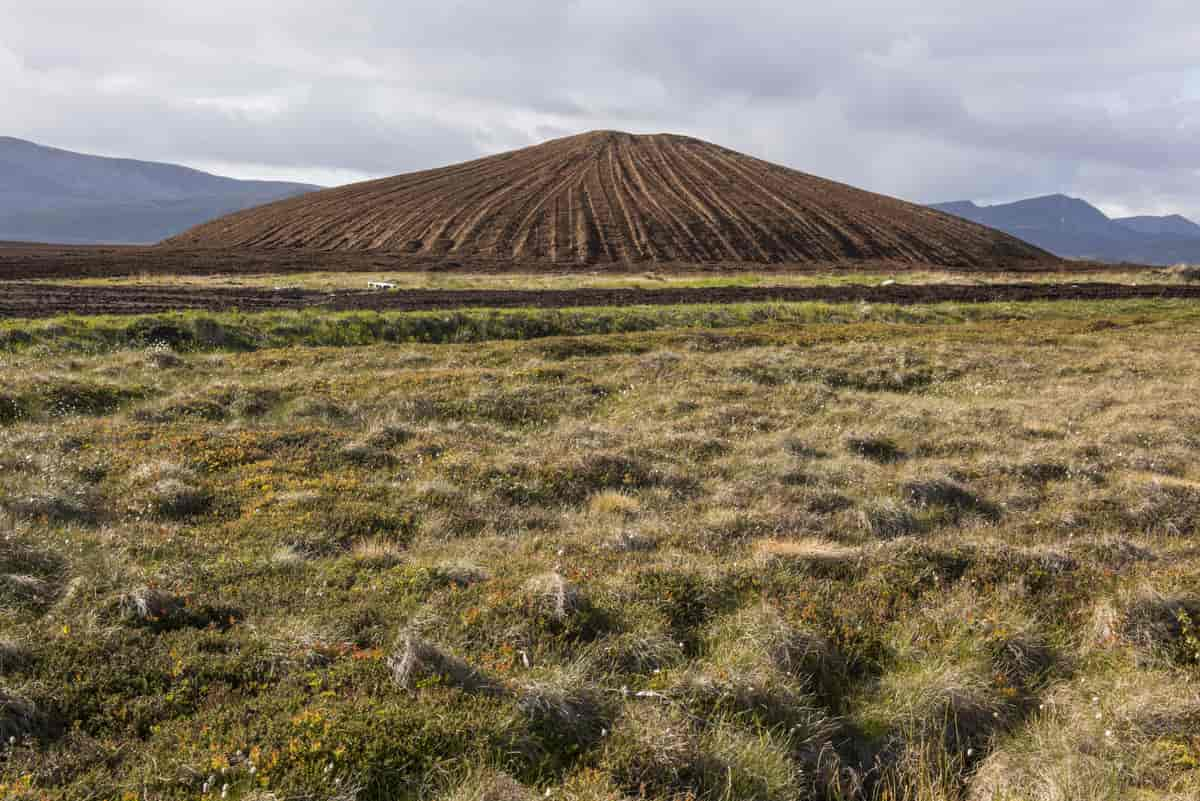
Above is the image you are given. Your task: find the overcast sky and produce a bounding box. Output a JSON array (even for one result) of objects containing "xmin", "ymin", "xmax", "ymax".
[{"xmin": 4, "ymin": 1, "xmax": 1199, "ymax": 218}]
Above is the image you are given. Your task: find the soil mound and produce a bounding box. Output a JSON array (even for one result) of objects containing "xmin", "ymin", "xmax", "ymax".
[{"xmin": 166, "ymin": 131, "xmax": 1053, "ymax": 268}]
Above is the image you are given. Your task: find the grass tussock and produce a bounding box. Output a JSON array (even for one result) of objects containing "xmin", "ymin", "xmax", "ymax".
[
  {"xmin": 522, "ymin": 572, "xmax": 608, "ymax": 641},
  {"xmin": 0, "ymin": 640, "xmax": 32, "ymax": 672},
  {"xmin": 129, "ymin": 460, "xmax": 212, "ymax": 519},
  {"xmin": 846, "ymin": 434, "xmax": 905, "ymax": 463},
  {"xmin": 0, "ymin": 689, "xmax": 44, "ymax": 742},
  {"xmin": 583, "ymin": 629, "xmax": 684, "ymax": 677},
  {"xmin": 1171, "ymin": 263, "xmax": 1200, "ymax": 282},
  {"xmin": 116, "ymin": 586, "xmax": 185, "ymax": 624},
  {"xmin": 602, "ymin": 703, "xmax": 816, "ymax": 801},
  {"xmin": 601, "ymin": 704, "xmax": 706, "ymax": 797},
  {"xmin": 707, "ymin": 604, "xmax": 846, "ymax": 702},
  {"xmin": 870, "ymin": 664, "xmax": 1016, "ymax": 797},
  {"xmin": 513, "ymin": 669, "xmax": 610, "ymax": 762},
  {"xmin": 902, "ymin": 477, "xmax": 1000, "ymax": 521},
  {"xmin": 3, "ymin": 486, "xmax": 96, "ymax": 525},
  {"xmin": 587, "ymin": 491, "xmax": 641, "ymax": 519},
  {"xmin": 443, "ymin": 770, "xmax": 535, "ymax": 801},
  {"xmin": 388, "ymin": 631, "xmax": 504, "ymax": 695},
  {"xmin": 967, "ymin": 672, "xmax": 1200, "ymax": 801},
  {"xmin": 1117, "ymin": 589, "xmax": 1200, "ymax": 666},
  {"xmin": 350, "ymin": 537, "xmax": 406, "ymax": 568},
  {"xmin": 859, "ymin": 499, "xmax": 923, "ymax": 540}
]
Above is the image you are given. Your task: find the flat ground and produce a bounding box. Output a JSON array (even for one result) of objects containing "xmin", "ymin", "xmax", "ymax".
[
  {"xmin": 0, "ymin": 242, "xmax": 1116, "ymax": 282},
  {"xmin": 1, "ymin": 292, "xmax": 1199, "ymax": 801},
  {"xmin": 16, "ymin": 266, "xmax": 1197, "ymax": 290},
  {"xmin": 2, "ymin": 241, "xmax": 1195, "ymax": 321},
  {"xmin": 5, "ymin": 279, "xmax": 1200, "ymax": 319}
]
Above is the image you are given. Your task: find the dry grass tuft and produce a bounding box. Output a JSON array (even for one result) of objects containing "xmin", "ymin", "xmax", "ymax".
[
  {"xmin": 443, "ymin": 769, "xmax": 535, "ymax": 801},
  {"xmin": 387, "ymin": 631, "xmax": 503, "ymax": 695},
  {"xmin": 986, "ymin": 628, "xmax": 1055, "ymax": 692},
  {"xmin": 130, "ymin": 460, "xmax": 211, "ymax": 519},
  {"xmin": 270, "ymin": 544, "xmax": 308, "ymax": 567},
  {"xmin": 754, "ymin": 537, "xmax": 861, "ymax": 572},
  {"xmin": 781, "ymin": 435, "xmax": 828, "ymax": 459},
  {"xmin": 118, "ymin": 587, "xmax": 185, "ymax": 624},
  {"xmin": 524, "ymin": 572, "xmax": 586, "ymax": 623},
  {"xmin": 130, "ymin": 459, "xmax": 194, "ymax": 484},
  {"xmin": 603, "ymin": 701, "xmax": 816, "ymax": 801},
  {"xmin": 859, "ymin": 498, "xmax": 922, "ymax": 539},
  {"xmin": 146, "ymin": 478, "xmax": 211, "ymax": 519},
  {"xmin": 912, "ymin": 676, "xmax": 1014, "ymax": 752},
  {"xmin": 605, "ymin": 530, "xmax": 658, "ymax": 553},
  {"xmin": 414, "ymin": 479, "xmax": 465, "ymax": 504},
  {"xmin": 870, "ymin": 663, "xmax": 1016, "ymax": 798},
  {"xmin": 703, "ymin": 724, "xmax": 807, "ymax": 801},
  {"xmin": 350, "ymin": 537, "xmax": 405, "ymax": 568},
  {"xmin": 639, "ymin": 350, "xmax": 683, "ymax": 377},
  {"xmin": 588, "ymin": 491, "xmax": 641, "ymax": 519},
  {"xmin": 364, "ymin": 423, "xmax": 412, "ymax": 450},
  {"xmin": 144, "ymin": 343, "xmax": 184, "ymax": 369},
  {"xmin": 435, "ymin": 560, "xmax": 490, "ymax": 587}
]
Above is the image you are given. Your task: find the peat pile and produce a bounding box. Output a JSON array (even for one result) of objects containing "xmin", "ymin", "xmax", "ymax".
[{"xmin": 167, "ymin": 131, "xmax": 1054, "ymax": 269}]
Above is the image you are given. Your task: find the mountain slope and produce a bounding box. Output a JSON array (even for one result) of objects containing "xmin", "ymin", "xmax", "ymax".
[
  {"xmin": 1115, "ymin": 214, "xmax": 1200, "ymax": 239},
  {"xmin": 931, "ymin": 195, "xmax": 1200, "ymax": 265},
  {"xmin": 169, "ymin": 130, "xmax": 1053, "ymax": 268},
  {"xmin": 0, "ymin": 137, "xmax": 319, "ymax": 244}
]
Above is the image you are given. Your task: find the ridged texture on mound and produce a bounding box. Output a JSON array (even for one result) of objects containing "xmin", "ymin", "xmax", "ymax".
[{"xmin": 168, "ymin": 131, "xmax": 1053, "ymax": 266}]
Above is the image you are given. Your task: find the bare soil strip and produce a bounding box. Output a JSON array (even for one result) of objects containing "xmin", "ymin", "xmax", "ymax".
[
  {"xmin": 3, "ymin": 281, "xmax": 1198, "ymax": 319},
  {"xmin": 0, "ymin": 242, "xmax": 1130, "ymax": 282}
]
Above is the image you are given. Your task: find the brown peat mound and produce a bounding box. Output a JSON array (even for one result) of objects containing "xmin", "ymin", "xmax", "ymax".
[{"xmin": 166, "ymin": 131, "xmax": 1054, "ymax": 268}]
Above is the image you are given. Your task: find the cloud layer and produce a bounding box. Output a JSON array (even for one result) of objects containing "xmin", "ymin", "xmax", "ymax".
[{"xmin": 3, "ymin": 1, "xmax": 1198, "ymax": 217}]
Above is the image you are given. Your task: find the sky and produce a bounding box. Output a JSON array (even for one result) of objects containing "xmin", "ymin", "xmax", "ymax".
[{"xmin": 3, "ymin": 0, "xmax": 1199, "ymax": 219}]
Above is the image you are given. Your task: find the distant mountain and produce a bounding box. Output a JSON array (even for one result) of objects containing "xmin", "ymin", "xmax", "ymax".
[
  {"xmin": 0, "ymin": 137, "xmax": 319, "ymax": 245},
  {"xmin": 930, "ymin": 194, "xmax": 1200, "ymax": 265},
  {"xmin": 1115, "ymin": 214, "xmax": 1200, "ymax": 239}
]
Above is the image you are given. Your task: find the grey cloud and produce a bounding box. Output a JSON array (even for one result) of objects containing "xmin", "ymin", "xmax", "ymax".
[{"xmin": 1, "ymin": 0, "xmax": 1198, "ymax": 218}]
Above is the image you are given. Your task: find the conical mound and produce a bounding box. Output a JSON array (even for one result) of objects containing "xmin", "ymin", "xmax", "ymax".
[{"xmin": 167, "ymin": 131, "xmax": 1053, "ymax": 267}]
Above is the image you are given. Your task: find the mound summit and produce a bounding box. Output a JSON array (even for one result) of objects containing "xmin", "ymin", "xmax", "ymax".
[{"xmin": 169, "ymin": 131, "xmax": 1053, "ymax": 267}]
